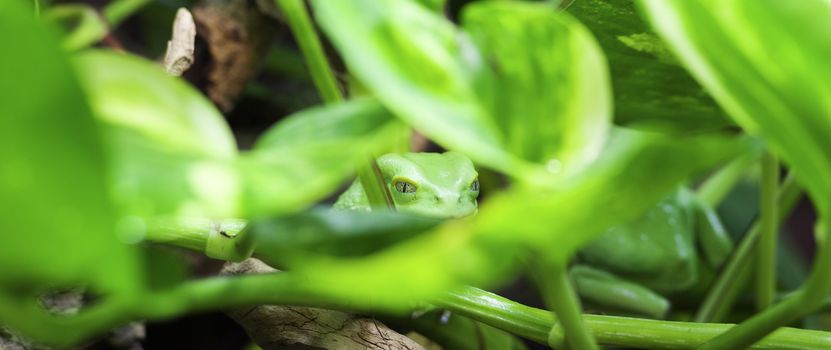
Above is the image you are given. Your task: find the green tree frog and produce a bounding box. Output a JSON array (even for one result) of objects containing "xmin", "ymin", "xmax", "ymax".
[
  {"xmin": 334, "ymin": 152, "xmax": 480, "ymax": 218},
  {"xmin": 571, "ymin": 187, "xmax": 734, "ymax": 318},
  {"xmin": 335, "ymin": 152, "xmax": 733, "ymax": 319}
]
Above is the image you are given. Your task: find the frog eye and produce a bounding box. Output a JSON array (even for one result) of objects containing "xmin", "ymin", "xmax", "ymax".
[
  {"xmin": 470, "ymin": 178, "xmax": 480, "ymax": 192},
  {"xmin": 393, "ymin": 180, "xmax": 417, "ymax": 194}
]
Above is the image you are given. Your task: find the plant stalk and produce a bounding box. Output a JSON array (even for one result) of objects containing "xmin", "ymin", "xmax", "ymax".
[
  {"xmin": 438, "ymin": 286, "xmax": 831, "ymax": 349},
  {"xmin": 697, "ymin": 223, "xmax": 831, "ymax": 349},
  {"xmin": 532, "ymin": 261, "xmax": 599, "ymax": 350},
  {"xmin": 356, "ymin": 157, "xmax": 396, "ymax": 211},
  {"xmin": 103, "ymin": 0, "xmax": 152, "ymax": 27},
  {"xmin": 696, "ymin": 149, "xmax": 761, "ymax": 208},
  {"xmin": 275, "ymin": 0, "xmax": 395, "ymax": 209},
  {"xmin": 695, "ymin": 173, "xmax": 799, "ymax": 322},
  {"xmin": 274, "ymin": 0, "xmax": 342, "ymax": 105},
  {"xmin": 755, "ymin": 153, "xmax": 779, "ymax": 310},
  {"xmin": 143, "ymin": 218, "xmax": 251, "ymax": 261}
]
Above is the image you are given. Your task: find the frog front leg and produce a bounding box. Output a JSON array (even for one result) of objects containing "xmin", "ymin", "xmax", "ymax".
[
  {"xmin": 684, "ymin": 188, "xmax": 734, "ymax": 270},
  {"xmin": 570, "ymin": 265, "xmax": 669, "ymax": 319}
]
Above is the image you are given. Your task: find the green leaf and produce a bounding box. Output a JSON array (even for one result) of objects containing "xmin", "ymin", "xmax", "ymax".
[
  {"xmin": 477, "ymin": 128, "xmax": 746, "ymax": 263},
  {"xmin": 0, "ymin": 0, "xmax": 139, "ymax": 295},
  {"xmin": 287, "ymin": 218, "xmax": 524, "ymax": 311},
  {"xmin": 251, "ymin": 208, "xmax": 441, "ymax": 264},
  {"xmin": 242, "ymin": 99, "xmax": 408, "ymax": 217},
  {"xmin": 312, "ymin": 0, "xmax": 614, "ymax": 181},
  {"xmin": 567, "ymin": 0, "xmax": 730, "ymax": 131},
  {"xmin": 73, "ymin": 50, "xmax": 240, "ymax": 219},
  {"xmin": 637, "ymin": 0, "xmax": 831, "ymax": 215},
  {"xmin": 462, "ymin": 1, "xmax": 612, "ymax": 177},
  {"xmin": 310, "ymin": 0, "xmax": 525, "ymax": 175}
]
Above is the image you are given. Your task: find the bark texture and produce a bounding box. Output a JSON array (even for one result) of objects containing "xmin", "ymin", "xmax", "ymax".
[{"xmin": 191, "ymin": 0, "xmax": 275, "ymax": 112}]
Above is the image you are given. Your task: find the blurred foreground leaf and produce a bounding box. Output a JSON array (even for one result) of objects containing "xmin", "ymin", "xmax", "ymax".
[
  {"xmin": 478, "ymin": 129, "xmax": 746, "ymax": 263},
  {"xmin": 463, "ymin": 1, "xmax": 611, "ymax": 177},
  {"xmin": 312, "ymin": 0, "xmax": 513, "ymax": 172},
  {"xmin": 74, "ymin": 50, "xmax": 240, "ymax": 219},
  {"xmin": 312, "ymin": 0, "xmax": 611, "ymax": 180},
  {"xmin": 76, "ymin": 51, "xmax": 403, "ymax": 219},
  {"xmin": 282, "ymin": 217, "xmax": 523, "ymax": 312},
  {"xmin": 638, "ymin": 0, "xmax": 831, "ymax": 216},
  {"xmin": 0, "ymin": 0, "xmax": 140, "ymax": 342},
  {"xmin": 251, "ymin": 208, "xmax": 441, "ymax": 263},
  {"xmin": 0, "ymin": 0, "xmax": 139, "ymax": 295},
  {"xmin": 241, "ymin": 99, "xmax": 408, "ymax": 217}
]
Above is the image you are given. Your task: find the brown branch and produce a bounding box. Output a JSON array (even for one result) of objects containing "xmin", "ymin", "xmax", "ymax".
[
  {"xmin": 191, "ymin": 0, "xmax": 275, "ymax": 112},
  {"xmin": 164, "ymin": 8, "xmax": 197, "ymax": 76}
]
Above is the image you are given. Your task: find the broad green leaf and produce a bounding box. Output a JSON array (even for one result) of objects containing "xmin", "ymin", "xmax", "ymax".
[
  {"xmin": 242, "ymin": 99, "xmax": 408, "ymax": 217},
  {"xmin": 310, "ymin": 0, "xmax": 525, "ymax": 176},
  {"xmin": 251, "ymin": 208, "xmax": 441, "ymax": 263},
  {"xmin": 462, "ymin": 1, "xmax": 611, "ymax": 177},
  {"xmin": 312, "ymin": 0, "xmax": 613, "ymax": 181},
  {"xmin": 638, "ymin": 0, "xmax": 831, "ymax": 215},
  {"xmin": 285, "ymin": 217, "xmax": 524, "ymax": 311},
  {"xmin": 567, "ymin": 0, "xmax": 730, "ymax": 131},
  {"xmin": 73, "ymin": 51, "xmax": 240, "ymax": 219},
  {"xmin": 0, "ymin": 0, "xmax": 139, "ymax": 298},
  {"xmin": 477, "ymin": 128, "xmax": 746, "ymax": 263}
]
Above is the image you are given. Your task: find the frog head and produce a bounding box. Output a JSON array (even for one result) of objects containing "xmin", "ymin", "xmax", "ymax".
[{"xmin": 377, "ymin": 152, "xmax": 479, "ymax": 219}]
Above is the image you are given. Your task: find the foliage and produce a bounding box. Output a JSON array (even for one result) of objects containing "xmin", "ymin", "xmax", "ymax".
[
  {"xmin": 1, "ymin": 0, "xmax": 830, "ymax": 349},
  {"xmin": 566, "ymin": 0, "xmax": 730, "ymax": 131}
]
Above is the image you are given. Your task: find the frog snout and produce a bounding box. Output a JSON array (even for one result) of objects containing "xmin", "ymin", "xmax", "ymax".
[
  {"xmin": 434, "ymin": 193, "xmax": 461, "ymax": 204},
  {"xmin": 432, "ymin": 194, "xmax": 476, "ymax": 218}
]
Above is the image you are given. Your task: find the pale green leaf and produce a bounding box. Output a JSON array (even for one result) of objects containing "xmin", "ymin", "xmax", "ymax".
[
  {"xmin": 0, "ymin": 0, "xmax": 139, "ymax": 295},
  {"xmin": 310, "ymin": 0, "xmax": 525, "ymax": 175},
  {"xmin": 242, "ymin": 99, "xmax": 408, "ymax": 217},
  {"xmin": 463, "ymin": 1, "xmax": 612, "ymax": 177},
  {"xmin": 73, "ymin": 50, "xmax": 240, "ymax": 219},
  {"xmin": 312, "ymin": 0, "xmax": 615, "ymax": 181},
  {"xmin": 638, "ymin": 0, "xmax": 831, "ymax": 215}
]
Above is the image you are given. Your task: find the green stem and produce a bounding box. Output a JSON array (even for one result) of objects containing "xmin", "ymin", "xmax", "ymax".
[
  {"xmin": 144, "ymin": 218, "xmax": 252, "ymax": 261},
  {"xmin": 755, "ymin": 153, "xmax": 779, "ymax": 310},
  {"xmin": 357, "ymin": 157, "xmax": 396, "ymax": 211},
  {"xmin": 697, "ymin": 222, "xmax": 831, "ymax": 349},
  {"xmin": 45, "ymin": 5, "xmax": 108, "ymax": 51},
  {"xmin": 533, "ymin": 261, "xmax": 598, "ymax": 350},
  {"xmin": 696, "ymin": 149, "xmax": 761, "ymax": 208},
  {"xmin": 274, "ymin": 0, "xmax": 395, "ymax": 208},
  {"xmin": 438, "ymin": 287, "xmax": 831, "ymax": 349},
  {"xmin": 13, "ymin": 266, "xmax": 831, "ymax": 349},
  {"xmin": 438, "ymin": 288, "xmax": 555, "ymax": 343},
  {"xmin": 695, "ymin": 173, "xmax": 800, "ymax": 322},
  {"xmin": 275, "ymin": 0, "xmax": 342, "ymax": 105},
  {"xmin": 102, "ymin": 0, "xmax": 151, "ymax": 27}
]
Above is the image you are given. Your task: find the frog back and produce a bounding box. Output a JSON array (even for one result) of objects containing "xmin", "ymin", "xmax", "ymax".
[{"xmin": 333, "ymin": 179, "xmax": 370, "ymax": 212}]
